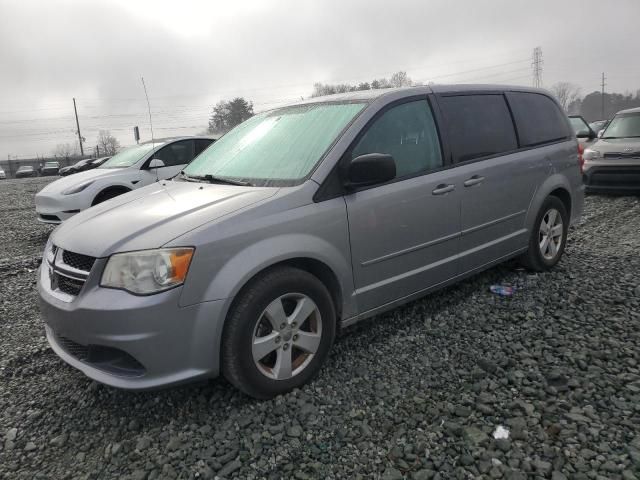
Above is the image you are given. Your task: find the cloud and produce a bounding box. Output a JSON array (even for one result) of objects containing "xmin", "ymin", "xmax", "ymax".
[{"xmin": 1, "ymin": 0, "xmax": 639, "ymax": 158}]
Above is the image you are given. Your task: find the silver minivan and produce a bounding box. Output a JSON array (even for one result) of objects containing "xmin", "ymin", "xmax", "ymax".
[{"xmin": 38, "ymin": 85, "xmax": 584, "ymax": 398}]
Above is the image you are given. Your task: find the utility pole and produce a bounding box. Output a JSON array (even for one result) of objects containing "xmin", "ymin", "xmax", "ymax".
[
  {"xmin": 73, "ymin": 98, "xmax": 84, "ymax": 156},
  {"xmin": 600, "ymin": 72, "xmax": 607, "ymax": 119},
  {"xmin": 532, "ymin": 47, "xmax": 543, "ymax": 88}
]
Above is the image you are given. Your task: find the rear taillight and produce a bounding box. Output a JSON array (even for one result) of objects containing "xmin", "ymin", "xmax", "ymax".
[{"xmin": 577, "ymin": 143, "xmax": 585, "ymax": 174}]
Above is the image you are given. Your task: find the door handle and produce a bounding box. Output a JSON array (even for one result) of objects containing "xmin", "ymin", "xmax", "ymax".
[
  {"xmin": 432, "ymin": 184, "xmax": 455, "ymax": 195},
  {"xmin": 463, "ymin": 175, "xmax": 485, "ymax": 187}
]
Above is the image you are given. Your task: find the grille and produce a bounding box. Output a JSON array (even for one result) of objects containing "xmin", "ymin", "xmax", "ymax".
[
  {"xmin": 62, "ymin": 250, "xmax": 96, "ymax": 272},
  {"xmin": 603, "ymin": 152, "xmax": 640, "ymax": 159},
  {"xmin": 39, "ymin": 214, "xmax": 60, "ymax": 222},
  {"xmin": 56, "ymin": 273, "xmax": 84, "ymax": 296},
  {"xmin": 54, "ymin": 334, "xmax": 145, "ymax": 377},
  {"xmin": 55, "ymin": 335, "xmax": 90, "ymax": 361}
]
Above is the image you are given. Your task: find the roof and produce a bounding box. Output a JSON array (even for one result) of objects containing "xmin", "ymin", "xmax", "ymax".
[
  {"xmin": 139, "ymin": 135, "xmax": 217, "ymax": 145},
  {"xmin": 615, "ymin": 106, "xmax": 640, "ymax": 115},
  {"xmin": 279, "ymin": 84, "xmax": 553, "ymax": 109}
]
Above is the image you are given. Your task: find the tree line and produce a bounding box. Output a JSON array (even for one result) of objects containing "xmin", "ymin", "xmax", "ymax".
[{"xmin": 550, "ymin": 82, "xmax": 640, "ymax": 121}]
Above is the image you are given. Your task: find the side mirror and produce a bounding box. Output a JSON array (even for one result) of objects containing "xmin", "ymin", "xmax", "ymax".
[
  {"xmin": 344, "ymin": 153, "xmax": 396, "ymax": 189},
  {"xmin": 148, "ymin": 158, "xmax": 165, "ymax": 169},
  {"xmin": 576, "ymin": 129, "xmax": 596, "ymax": 139},
  {"xmin": 597, "ymin": 130, "xmax": 604, "ymax": 138}
]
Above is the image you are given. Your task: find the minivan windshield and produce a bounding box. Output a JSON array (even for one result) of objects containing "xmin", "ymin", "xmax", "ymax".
[
  {"xmin": 602, "ymin": 113, "xmax": 640, "ymax": 139},
  {"xmin": 182, "ymin": 102, "xmax": 367, "ymax": 186},
  {"xmin": 99, "ymin": 142, "xmax": 160, "ymax": 169}
]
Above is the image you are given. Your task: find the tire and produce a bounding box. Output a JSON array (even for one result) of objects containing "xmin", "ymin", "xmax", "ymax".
[
  {"xmin": 222, "ymin": 266, "xmax": 336, "ymax": 399},
  {"xmin": 92, "ymin": 188, "xmax": 129, "ymax": 206},
  {"xmin": 520, "ymin": 196, "xmax": 569, "ymax": 272}
]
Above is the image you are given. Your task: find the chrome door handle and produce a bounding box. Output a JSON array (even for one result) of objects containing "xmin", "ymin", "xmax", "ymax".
[
  {"xmin": 463, "ymin": 175, "xmax": 485, "ymax": 187},
  {"xmin": 432, "ymin": 184, "xmax": 455, "ymax": 195}
]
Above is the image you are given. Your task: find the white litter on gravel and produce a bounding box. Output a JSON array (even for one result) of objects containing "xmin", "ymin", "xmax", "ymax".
[{"xmin": 493, "ymin": 425, "xmax": 510, "ymax": 439}]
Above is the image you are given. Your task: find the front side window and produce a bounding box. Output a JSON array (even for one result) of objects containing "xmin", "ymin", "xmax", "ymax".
[
  {"xmin": 153, "ymin": 140, "xmax": 194, "ymax": 167},
  {"xmin": 602, "ymin": 113, "xmax": 640, "ymax": 139},
  {"xmin": 100, "ymin": 143, "xmax": 161, "ymax": 169},
  {"xmin": 194, "ymin": 139, "xmax": 213, "ymax": 156},
  {"xmin": 507, "ymin": 92, "xmax": 570, "ymax": 146},
  {"xmin": 439, "ymin": 94, "xmax": 518, "ymax": 162},
  {"xmin": 351, "ymin": 100, "xmax": 443, "ymax": 177},
  {"xmin": 183, "ymin": 102, "xmax": 366, "ymax": 186}
]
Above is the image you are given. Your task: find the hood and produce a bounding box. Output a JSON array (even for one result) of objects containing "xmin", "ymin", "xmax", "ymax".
[
  {"xmin": 52, "ymin": 181, "xmax": 278, "ymax": 257},
  {"xmin": 591, "ymin": 137, "xmax": 640, "ymax": 153},
  {"xmin": 37, "ymin": 168, "xmax": 124, "ymax": 194}
]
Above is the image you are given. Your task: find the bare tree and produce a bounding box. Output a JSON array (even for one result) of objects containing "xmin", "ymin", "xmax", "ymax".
[
  {"xmin": 550, "ymin": 82, "xmax": 582, "ymax": 113},
  {"xmin": 389, "ymin": 71, "xmax": 413, "ymax": 88},
  {"xmin": 97, "ymin": 130, "xmax": 120, "ymax": 156},
  {"xmin": 311, "ymin": 71, "xmax": 413, "ymax": 98},
  {"xmin": 52, "ymin": 143, "xmax": 76, "ymax": 160}
]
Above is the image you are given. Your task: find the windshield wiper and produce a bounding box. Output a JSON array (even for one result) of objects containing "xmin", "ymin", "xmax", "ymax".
[
  {"xmin": 180, "ymin": 171, "xmax": 253, "ymax": 186},
  {"xmin": 602, "ymin": 136, "xmax": 640, "ymax": 139}
]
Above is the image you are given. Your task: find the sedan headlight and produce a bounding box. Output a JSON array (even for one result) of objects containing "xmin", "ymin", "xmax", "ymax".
[
  {"xmin": 583, "ymin": 149, "xmax": 601, "ymax": 161},
  {"xmin": 62, "ymin": 180, "xmax": 94, "ymax": 195},
  {"xmin": 101, "ymin": 248, "xmax": 194, "ymax": 295}
]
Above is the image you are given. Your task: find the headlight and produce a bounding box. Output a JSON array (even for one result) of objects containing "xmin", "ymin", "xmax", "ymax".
[
  {"xmin": 62, "ymin": 180, "xmax": 94, "ymax": 195},
  {"xmin": 583, "ymin": 149, "xmax": 601, "ymax": 161},
  {"xmin": 44, "ymin": 236, "xmax": 56, "ymax": 264},
  {"xmin": 101, "ymin": 248, "xmax": 194, "ymax": 295}
]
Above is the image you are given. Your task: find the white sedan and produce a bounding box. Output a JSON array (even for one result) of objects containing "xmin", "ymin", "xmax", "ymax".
[{"xmin": 35, "ymin": 136, "xmax": 214, "ymax": 223}]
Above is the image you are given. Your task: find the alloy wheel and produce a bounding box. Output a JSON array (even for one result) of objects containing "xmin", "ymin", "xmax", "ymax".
[
  {"xmin": 252, "ymin": 293, "xmax": 322, "ymax": 380},
  {"xmin": 539, "ymin": 208, "xmax": 564, "ymax": 260}
]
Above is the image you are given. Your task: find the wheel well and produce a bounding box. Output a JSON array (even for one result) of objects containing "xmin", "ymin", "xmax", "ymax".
[
  {"xmin": 232, "ymin": 258, "xmax": 343, "ymax": 322},
  {"xmin": 549, "ymin": 188, "xmax": 572, "ymax": 218},
  {"xmin": 92, "ymin": 186, "xmax": 131, "ymax": 206}
]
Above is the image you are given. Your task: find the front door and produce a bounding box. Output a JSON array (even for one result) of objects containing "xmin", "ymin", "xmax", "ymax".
[
  {"xmin": 141, "ymin": 139, "xmax": 195, "ymax": 186},
  {"xmin": 344, "ymin": 98, "xmax": 462, "ymax": 314}
]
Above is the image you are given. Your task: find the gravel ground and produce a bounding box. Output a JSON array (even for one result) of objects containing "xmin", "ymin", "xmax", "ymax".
[{"xmin": 1, "ymin": 177, "xmax": 639, "ymax": 480}]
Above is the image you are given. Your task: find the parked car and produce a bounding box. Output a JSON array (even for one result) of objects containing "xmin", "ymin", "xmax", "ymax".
[
  {"xmin": 59, "ymin": 159, "xmax": 90, "ymax": 176},
  {"xmin": 59, "ymin": 157, "xmax": 111, "ymax": 176},
  {"xmin": 0, "ymin": 167, "xmax": 6, "ymax": 179},
  {"xmin": 38, "ymin": 85, "xmax": 583, "ymax": 398},
  {"xmin": 16, "ymin": 165, "xmax": 37, "ymax": 178},
  {"xmin": 41, "ymin": 161, "xmax": 60, "ymax": 176},
  {"xmin": 583, "ymin": 106, "xmax": 640, "ymax": 193},
  {"xmin": 589, "ymin": 119, "xmax": 610, "ymax": 134},
  {"xmin": 35, "ymin": 137, "xmax": 214, "ymax": 223}
]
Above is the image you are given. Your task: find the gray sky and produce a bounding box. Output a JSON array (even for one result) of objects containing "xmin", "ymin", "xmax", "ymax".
[{"xmin": 1, "ymin": 0, "xmax": 639, "ymax": 160}]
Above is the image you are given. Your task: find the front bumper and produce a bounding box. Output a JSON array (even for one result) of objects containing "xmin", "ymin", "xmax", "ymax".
[
  {"xmin": 583, "ymin": 160, "xmax": 640, "ymax": 194},
  {"xmin": 38, "ymin": 262, "xmax": 226, "ymax": 390},
  {"xmin": 35, "ymin": 193, "xmax": 85, "ymax": 224}
]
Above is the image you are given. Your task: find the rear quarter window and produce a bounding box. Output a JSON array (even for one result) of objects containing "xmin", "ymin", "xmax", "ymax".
[
  {"xmin": 507, "ymin": 92, "xmax": 571, "ymax": 146},
  {"xmin": 438, "ymin": 94, "xmax": 518, "ymax": 163}
]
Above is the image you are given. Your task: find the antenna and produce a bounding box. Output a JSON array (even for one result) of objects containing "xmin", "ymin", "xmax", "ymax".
[{"xmin": 141, "ymin": 76, "xmax": 158, "ymax": 182}]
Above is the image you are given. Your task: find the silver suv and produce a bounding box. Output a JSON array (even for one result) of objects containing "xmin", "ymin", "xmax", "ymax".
[
  {"xmin": 583, "ymin": 107, "xmax": 640, "ymax": 193},
  {"xmin": 38, "ymin": 85, "xmax": 584, "ymax": 398}
]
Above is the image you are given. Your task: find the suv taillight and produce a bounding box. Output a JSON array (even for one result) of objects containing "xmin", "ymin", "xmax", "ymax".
[{"xmin": 577, "ymin": 143, "xmax": 585, "ymax": 174}]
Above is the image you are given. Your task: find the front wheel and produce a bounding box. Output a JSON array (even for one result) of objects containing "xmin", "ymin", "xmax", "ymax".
[
  {"xmin": 222, "ymin": 266, "xmax": 336, "ymax": 399},
  {"xmin": 520, "ymin": 196, "xmax": 569, "ymax": 271}
]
